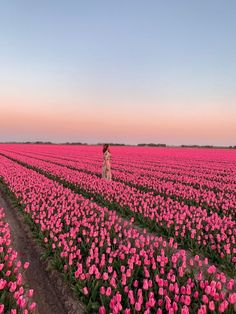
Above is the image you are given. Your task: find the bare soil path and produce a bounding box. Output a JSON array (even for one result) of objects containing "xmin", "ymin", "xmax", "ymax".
[{"xmin": 0, "ymin": 186, "xmax": 84, "ymax": 314}]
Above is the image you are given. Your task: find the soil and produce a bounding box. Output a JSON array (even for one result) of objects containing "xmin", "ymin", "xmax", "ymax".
[{"xmin": 0, "ymin": 186, "xmax": 84, "ymax": 314}]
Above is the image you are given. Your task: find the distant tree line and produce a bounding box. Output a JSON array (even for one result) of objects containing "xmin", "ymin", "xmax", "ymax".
[
  {"xmin": 64, "ymin": 142, "xmax": 88, "ymax": 145},
  {"xmin": 0, "ymin": 141, "xmax": 54, "ymax": 145},
  {"xmin": 0, "ymin": 141, "xmax": 235, "ymax": 149},
  {"xmin": 181, "ymin": 145, "xmax": 236, "ymax": 149},
  {"xmin": 137, "ymin": 143, "xmax": 167, "ymax": 147},
  {"xmin": 181, "ymin": 145, "xmax": 214, "ymax": 148},
  {"xmin": 96, "ymin": 143, "xmax": 126, "ymax": 146}
]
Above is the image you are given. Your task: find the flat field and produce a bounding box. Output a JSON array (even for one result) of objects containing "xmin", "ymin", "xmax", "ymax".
[{"xmin": 0, "ymin": 144, "xmax": 235, "ymax": 313}]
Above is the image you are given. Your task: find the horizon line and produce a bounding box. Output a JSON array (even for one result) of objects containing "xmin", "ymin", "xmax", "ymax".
[{"xmin": 0, "ymin": 141, "xmax": 235, "ymax": 149}]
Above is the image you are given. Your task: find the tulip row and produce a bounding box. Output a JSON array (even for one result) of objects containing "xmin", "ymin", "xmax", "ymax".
[
  {"xmin": 1, "ymin": 148, "xmax": 235, "ymax": 224},
  {"xmin": 3, "ymin": 144, "xmax": 236, "ymax": 185},
  {"xmin": 51, "ymin": 151, "xmax": 236, "ymax": 189},
  {"xmin": 0, "ymin": 207, "xmax": 36, "ymax": 314},
  {"xmin": 0, "ymin": 151, "xmax": 235, "ymax": 277},
  {"xmin": 2, "ymin": 148, "xmax": 235, "ymax": 220},
  {"xmin": 0, "ymin": 155, "xmax": 236, "ymax": 313},
  {"xmin": 2, "ymin": 145, "xmax": 235, "ymax": 184},
  {"xmin": 9, "ymin": 148, "xmax": 236, "ymax": 191}
]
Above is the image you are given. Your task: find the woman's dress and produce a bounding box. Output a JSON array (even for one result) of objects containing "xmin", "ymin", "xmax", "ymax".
[{"xmin": 102, "ymin": 150, "xmax": 112, "ymax": 180}]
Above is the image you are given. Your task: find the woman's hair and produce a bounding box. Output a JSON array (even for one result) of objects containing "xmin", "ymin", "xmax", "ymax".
[{"xmin": 103, "ymin": 144, "xmax": 109, "ymax": 153}]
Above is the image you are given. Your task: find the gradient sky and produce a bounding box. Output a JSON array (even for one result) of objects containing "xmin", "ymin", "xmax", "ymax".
[{"xmin": 0, "ymin": 0, "xmax": 236, "ymax": 145}]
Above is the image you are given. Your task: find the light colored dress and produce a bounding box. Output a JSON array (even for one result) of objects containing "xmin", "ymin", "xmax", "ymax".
[{"xmin": 102, "ymin": 150, "xmax": 112, "ymax": 180}]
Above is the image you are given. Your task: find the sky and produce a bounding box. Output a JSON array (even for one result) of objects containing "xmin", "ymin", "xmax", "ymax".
[{"xmin": 0, "ymin": 0, "xmax": 236, "ymax": 145}]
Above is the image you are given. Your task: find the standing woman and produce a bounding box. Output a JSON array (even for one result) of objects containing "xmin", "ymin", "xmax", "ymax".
[{"xmin": 102, "ymin": 144, "xmax": 112, "ymax": 180}]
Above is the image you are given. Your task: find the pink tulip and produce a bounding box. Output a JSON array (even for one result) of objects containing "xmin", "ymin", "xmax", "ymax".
[
  {"xmin": 209, "ymin": 301, "xmax": 215, "ymax": 311},
  {"xmin": 135, "ymin": 302, "xmax": 142, "ymax": 311},
  {"xmin": 0, "ymin": 305, "xmax": 4, "ymax": 314},
  {"xmin": 227, "ymin": 279, "xmax": 234, "ymax": 290},
  {"xmin": 99, "ymin": 306, "xmax": 106, "ymax": 314},
  {"xmin": 181, "ymin": 306, "xmax": 189, "ymax": 314},
  {"xmin": 106, "ymin": 287, "xmax": 112, "ymax": 296},
  {"xmin": 229, "ymin": 293, "xmax": 236, "ymax": 304},
  {"xmin": 207, "ymin": 265, "xmax": 216, "ymax": 274},
  {"xmin": 202, "ymin": 295, "xmax": 208, "ymax": 304},
  {"xmin": 82, "ymin": 287, "xmax": 89, "ymax": 295},
  {"xmin": 29, "ymin": 302, "xmax": 37, "ymax": 311},
  {"xmin": 23, "ymin": 262, "xmax": 29, "ymax": 269}
]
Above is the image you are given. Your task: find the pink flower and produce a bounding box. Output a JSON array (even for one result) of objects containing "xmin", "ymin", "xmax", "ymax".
[
  {"xmin": 229, "ymin": 293, "xmax": 236, "ymax": 304},
  {"xmin": 205, "ymin": 285, "xmax": 211, "ymax": 294},
  {"xmin": 218, "ymin": 303, "xmax": 225, "ymax": 313},
  {"xmin": 29, "ymin": 302, "xmax": 37, "ymax": 311},
  {"xmin": 106, "ymin": 287, "xmax": 112, "ymax": 296},
  {"xmin": 227, "ymin": 279, "xmax": 234, "ymax": 290},
  {"xmin": 158, "ymin": 287, "xmax": 164, "ymax": 295},
  {"xmin": 135, "ymin": 301, "xmax": 142, "ymax": 311},
  {"xmin": 103, "ymin": 272, "xmax": 109, "ymax": 281},
  {"xmin": 133, "ymin": 280, "xmax": 138, "ymax": 287},
  {"xmin": 82, "ymin": 287, "xmax": 89, "ymax": 295},
  {"xmin": 6, "ymin": 270, "xmax": 11, "ymax": 277},
  {"xmin": 9, "ymin": 282, "xmax": 17, "ymax": 293},
  {"xmin": 207, "ymin": 265, "xmax": 216, "ymax": 274},
  {"xmin": 202, "ymin": 295, "xmax": 208, "ymax": 304},
  {"xmin": 0, "ymin": 304, "xmax": 4, "ymax": 314},
  {"xmin": 198, "ymin": 305, "xmax": 207, "ymax": 314},
  {"xmin": 216, "ymin": 281, "xmax": 222, "ymax": 291},
  {"xmin": 99, "ymin": 306, "xmax": 106, "ymax": 314},
  {"xmin": 143, "ymin": 279, "xmax": 149, "ymax": 290},
  {"xmin": 171, "ymin": 275, "xmax": 176, "ymax": 283},
  {"xmin": 27, "ymin": 289, "xmax": 34, "ymax": 297},
  {"xmin": 193, "ymin": 291, "xmax": 199, "ymax": 299},
  {"xmin": 120, "ymin": 265, "xmax": 125, "ymax": 273},
  {"xmin": 184, "ymin": 296, "xmax": 191, "ymax": 306},
  {"xmin": 23, "ymin": 262, "xmax": 30, "ymax": 269},
  {"xmin": 181, "ymin": 305, "xmax": 189, "ymax": 314},
  {"xmin": 218, "ymin": 300, "xmax": 228, "ymax": 313},
  {"xmin": 148, "ymin": 297, "xmax": 155, "ymax": 307},
  {"xmin": 209, "ymin": 301, "xmax": 215, "ymax": 311},
  {"xmin": 116, "ymin": 292, "xmax": 122, "ymax": 303},
  {"xmin": 0, "ymin": 279, "xmax": 7, "ymax": 290}
]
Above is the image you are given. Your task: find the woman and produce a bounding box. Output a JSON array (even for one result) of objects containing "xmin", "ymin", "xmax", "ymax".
[{"xmin": 102, "ymin": 144, "xmax": 112, "ymax": 180}]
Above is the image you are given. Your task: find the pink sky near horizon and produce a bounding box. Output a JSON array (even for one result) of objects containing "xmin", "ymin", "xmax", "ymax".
[{"xmin": 1, "ymin": 91, "xmax": 236, "ymax": 145}]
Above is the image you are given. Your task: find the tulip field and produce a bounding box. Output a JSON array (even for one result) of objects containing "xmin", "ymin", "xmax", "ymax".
[{"xmin": 0, "ymin": 144, "xmax": 236, "ymax": 313}]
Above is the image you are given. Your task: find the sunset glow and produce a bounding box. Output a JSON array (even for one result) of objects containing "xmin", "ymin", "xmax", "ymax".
[{"xmin": 0, "ymin": 1, "xmax": 236, "ymax": 145}]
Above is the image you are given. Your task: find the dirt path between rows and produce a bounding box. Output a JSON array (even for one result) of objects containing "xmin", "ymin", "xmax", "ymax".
[{"xmin": 0, "ymin": 186, "xmax": 84, "ymax": 314}]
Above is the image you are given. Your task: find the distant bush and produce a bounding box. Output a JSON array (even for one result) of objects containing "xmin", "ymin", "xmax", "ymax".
[{"xmin": 137, "ymin": 143, "xmax": 166, "ymax": 147}]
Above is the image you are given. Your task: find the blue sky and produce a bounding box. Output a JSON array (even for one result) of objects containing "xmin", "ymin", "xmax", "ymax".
[{"xmin": 0, "ymin": 1, "xmax": 236, "ymax": 145}]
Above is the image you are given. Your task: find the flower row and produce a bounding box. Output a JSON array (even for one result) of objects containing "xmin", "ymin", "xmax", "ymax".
[
  {"xmin": 0, "ymin": 207, "xmax": 36, "ymax": 314},
  {"xmin": 2, "ymin": 147, "xmax": 235, "ymax": 219}
]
